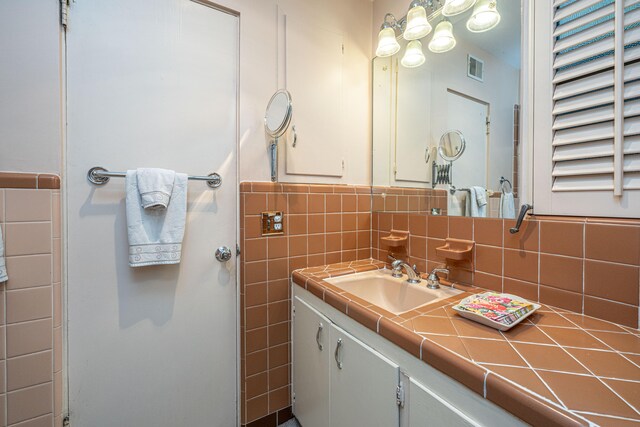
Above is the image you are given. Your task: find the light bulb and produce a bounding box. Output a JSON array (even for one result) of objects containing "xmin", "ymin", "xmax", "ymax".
[
  {"xmin": 466, "ymin": 0, "xmax": 501, "ymax": 33},
  {"xmin": 401, "ymin": 40, "xmax": 426, "ymax": 68},
  {"xmin": 376, "ymin": 26, "xmax": 401, "ymax": 57},
  {"xmin": 403, "ymin": 4, "xmax": 432, "ymax": 40},
  {"xmin": 442, "ymin": 0, "xmax": 477, "ymax": 16},
  {"xmin": 428, "ymin": 20, "xmax": 456, "ymax": 53}
]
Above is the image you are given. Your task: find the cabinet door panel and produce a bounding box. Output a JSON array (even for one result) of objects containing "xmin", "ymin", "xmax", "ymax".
[
  {"xmin": 330, "ymin": 324, "xmax": 400, "ymax": 427},
  {"xmin": 292, "ymin": 296, "xmax": 331, "ymax": 427},
  {"xmin": 408, "ymin": 378, "xmax": 476, "ymax": 427}
]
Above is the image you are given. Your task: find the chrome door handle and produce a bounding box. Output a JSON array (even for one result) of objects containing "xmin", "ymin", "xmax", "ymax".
[
  {"xmin": 316, "ymin": 323, "xmax": 324, "ymax": 351},
  {"xmin": 335, "ymin": 338, "xmax": 343, "ymax": 369},
  {"xmin": 215, "ymin": 246, "xmax": 232, "ymax": 262}
]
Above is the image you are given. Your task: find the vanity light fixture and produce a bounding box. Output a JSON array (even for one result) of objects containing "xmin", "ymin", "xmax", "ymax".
[
  {"xmin": 442, "ymin": 0, "xmax": 477, "ymax": 17},
  {"xmin": 403, "ymin": 1, "xmax": 433, "ymax": 40},
  {"xmin": 401, "ymin": 40, "xmax": 427, "ymax": 68},
  {"xmin": 376, "ymin": 14, "xmax": 402, "ymax": 57},
  {"xmin": 466, "ymin": 0, "xmax": 501, "ymax": 33},
  {"xmin": 376, "ymin": 0, "xmax": 499, "ymax": 67},
  {"xmin": 429, "ymin": 20, "xmax": 456, "ymax": 53}
]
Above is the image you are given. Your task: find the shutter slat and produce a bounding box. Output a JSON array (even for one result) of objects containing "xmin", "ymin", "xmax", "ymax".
[
  {"xmin": 625, "ymin": 153, "xmax": 640, "ymax": 171},
  {"xmin": 552, "ymin": 175, "xmax": 613, "ymax": 191},
  {"xmin": 554, "ymin": 59, "xmax": 640, "ymax": 100},
  {"xmin": 553, "ymin": 52, "xmax": 613, "ymax": 83},
  {"xmin": 626, "ymin": 116, "xmax": 640, "ymax": 136},
  {"xmin": 625, "ymin": 134, "xmax": 640, "ymax": 154},
  {"xmin": 553, "ymin": 121, "xmax": 613, "ymax": 145},
  {"xmin": 552, "ymin": 156, "xmax": 613, "ymax": 176},
  {"xmin": 554, "ymin": 4, "xmax": 615, "ymax": 38},
  {"xmin": 554, "ymin": 0, "xmax": 605, "ymax": 23},
  {"xmin": 553, "ymin": 139, "xmax": 614, "ymax": 161},
  {"xmin": 553, "ymin": 87, "xmax": 613, "ymax": 114},
  {"xmin": 553, "ymin": 33, "xmax": 614, "ymax": 69},
  {"xmin": 553, "ymin": 25, "xmax": 640, "ymax": 70},
  {"xmin": 554, "ymin": 19, "xmax": 614, "ymax": 53},
  {"xmin": 553, "ymin": 106, "xmax": 613, "ymax": 130}
]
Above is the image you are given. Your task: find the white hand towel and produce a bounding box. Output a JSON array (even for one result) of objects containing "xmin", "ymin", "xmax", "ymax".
[
  {"xmin": 467, "ymin": 187, "xmax": 487, "ymax": 218},
  {"xmin": 473, "ymin": 186, "xmax": 487, "ymax": 208},
  {"xmin": 0, "ymin": 226, "xmax": 7, "ymax": 282},
  {"xmin": 136, "ymin": 168, "xmax": 176, "ymax": 210},
  {"xmin": 126, "ymin": 170, "xmax": 187, "ymax": 267},
  {"xmin": 448, "ymin": 192, "xmax": 467, "ymax": 217},
  {"xmin": 500, "ymin": 192, "xmax": 516, "ymax": 219}
]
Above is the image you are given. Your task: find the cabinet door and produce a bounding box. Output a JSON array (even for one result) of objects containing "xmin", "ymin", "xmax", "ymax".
[
  {"xmin": 330, "ymin": 323, "xmax": 400, "ymax": 427},
  {"xmin": 292, "ymin": 296, "xmax": 331, "ymax": 427},
  {"xmin": 407, "ymin": 378, "xmax": 476, "ymax": 427}
]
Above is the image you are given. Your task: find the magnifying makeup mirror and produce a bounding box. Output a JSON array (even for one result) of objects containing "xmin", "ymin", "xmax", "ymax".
[
  {"xmin": 438, "ymin": 130, "xmax": 466, "ymax": 162},
  {"xmin": 264, "ymin": 90, "xmax": 293, "ymax": 182}
]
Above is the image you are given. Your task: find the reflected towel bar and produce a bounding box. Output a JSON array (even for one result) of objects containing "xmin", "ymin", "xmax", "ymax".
[{"xmin": 87, "ymin": 167, "xmax": 222, "ymax": 189}]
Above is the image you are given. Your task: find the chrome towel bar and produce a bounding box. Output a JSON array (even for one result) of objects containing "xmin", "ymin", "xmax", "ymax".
[{"xmin": 87, "ymin": 166, "xmax": 222, "ymax": 189}]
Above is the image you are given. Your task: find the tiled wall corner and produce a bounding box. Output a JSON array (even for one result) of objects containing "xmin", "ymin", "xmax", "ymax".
[
  {"xmin": 240, "ymin": 182, "xmax": 372, "ymax": 426},
  {"xmin": 374, "ymin": 212, "xmax": 640, "ymax": 329},
  {"xmin": 0, "ymin": 174, "xmax": 62, "ymax": 427}
]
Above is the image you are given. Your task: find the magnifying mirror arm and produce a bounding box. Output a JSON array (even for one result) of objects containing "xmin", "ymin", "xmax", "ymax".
[{"xmin": 270, "ymin": 139, "xmax": 278, "ymax": 182}]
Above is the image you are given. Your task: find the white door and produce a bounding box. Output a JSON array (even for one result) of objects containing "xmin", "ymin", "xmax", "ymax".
[
  {"xmin": 330, "ymin": 323, "xmax": 400, "ymax": 427},
  {"xmin": 446, "ymin": 91, "xmax": 489, "ymax": 189},
  {"xmin": 292, "ymin": 297, "xmax": 331, "ymax": 427},
  {"xmin": 65, "ymin": 1, "xmax": 238, "ymax": 426}
]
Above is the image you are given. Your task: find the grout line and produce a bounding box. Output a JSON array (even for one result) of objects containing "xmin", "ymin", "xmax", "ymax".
[
  {"xmin": 534, "ymin": 320, "xmax": 640, "ymax": 417},
  {"xmin": 572, "ymin": 411, "xmax": 640, "ymax": 423},
  {"xmin": 499, "ymin": 332, "xmax": 567, "ymax": 409}
]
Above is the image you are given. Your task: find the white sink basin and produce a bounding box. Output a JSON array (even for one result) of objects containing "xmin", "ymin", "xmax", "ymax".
[{"xmin": 325, "ymin": 269, "xmax": 462, "ymax": 315}]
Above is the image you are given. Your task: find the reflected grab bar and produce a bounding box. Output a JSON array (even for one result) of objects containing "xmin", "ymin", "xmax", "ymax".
[{"xmin": 510, "ymin": 204, "xmax": 533, "ymax": 234}]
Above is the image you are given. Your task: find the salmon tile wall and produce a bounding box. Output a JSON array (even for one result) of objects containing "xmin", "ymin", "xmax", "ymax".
[
  {"xmin": 371, "ymin": 187, "xmax": 447, "ymax": 214},
  {"xmin": 240, "ymin": 182, "xmax": 372, "ymax": 425},
  {"xmin": 0, "ymin": 179, "xmax": 62, "ymax": 427},
  {"xmin": 373, "ymin": 212, "xmax": 640, "ymax": 329}
]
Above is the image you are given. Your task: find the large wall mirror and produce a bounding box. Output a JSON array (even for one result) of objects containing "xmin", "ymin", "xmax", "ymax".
[{"xmin": 372, "ymin": 0, "xmax": 523, "ymax": 218}]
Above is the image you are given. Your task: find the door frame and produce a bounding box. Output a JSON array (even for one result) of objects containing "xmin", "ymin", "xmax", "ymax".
[{"xmin": 60, "ymin": 0, "xmax": 242, "ymax": 423}]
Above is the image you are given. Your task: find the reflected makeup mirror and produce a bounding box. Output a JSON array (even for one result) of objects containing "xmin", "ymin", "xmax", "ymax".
[
  {"xmin": 438, "ymin": 130, "xmax": 466, "ymax": 162},
  {"xmin": 264, "ymin": 90, "xmax": 293, "ymax": 182}
]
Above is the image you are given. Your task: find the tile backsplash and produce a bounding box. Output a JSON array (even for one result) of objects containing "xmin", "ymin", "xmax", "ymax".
[
  {"xmin": 239, "ymin": 182, "xmax": 371, "ymax": 425},
  {"xmin": 373, "ymin": 212, "xmax": 640, "ymax": 329},
  {"xmin": 0, "ymin": 173, "xmax": 62, "ymax": 427}
]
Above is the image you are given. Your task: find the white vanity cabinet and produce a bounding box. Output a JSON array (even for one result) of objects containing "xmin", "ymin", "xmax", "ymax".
[
  {"xmin": 293, "ymin": 296, "xmax": 401, "ymax": 427},
  {"xmin": 292, "ymin": 287, "xmax": 527, "ymax": 427}
]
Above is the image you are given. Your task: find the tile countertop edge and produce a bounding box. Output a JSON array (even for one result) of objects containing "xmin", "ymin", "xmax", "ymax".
[{"xmin": 291, "ymin": 259, "xmax": 590, "ymax": 427}]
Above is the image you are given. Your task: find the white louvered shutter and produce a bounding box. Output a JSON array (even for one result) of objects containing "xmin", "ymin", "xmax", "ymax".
[{"xmin": 533, "ymin": 0, "xmax": 640, "ymax": 217}]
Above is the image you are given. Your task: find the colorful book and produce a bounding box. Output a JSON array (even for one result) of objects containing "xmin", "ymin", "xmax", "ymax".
[{"xmin": 453, "ymin": 293, "xmax": 534, "ymax": 326}]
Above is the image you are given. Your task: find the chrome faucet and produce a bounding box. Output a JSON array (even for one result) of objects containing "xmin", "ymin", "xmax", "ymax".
[
  {"xmin": 391, "ymin": 259, "xmax": 421, "ymax": 284},
  {"xmin": 426, "ymin": 268, "xmax": 449, "ymax": 289}
]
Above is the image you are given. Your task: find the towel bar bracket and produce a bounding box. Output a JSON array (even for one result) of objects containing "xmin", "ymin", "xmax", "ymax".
[{"xmin": 87, "ymin": 166, "xmax": 222, "ymax": 189}]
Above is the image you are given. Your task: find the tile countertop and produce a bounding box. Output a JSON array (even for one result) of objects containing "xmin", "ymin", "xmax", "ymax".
[{"xmin": 291, "ymin": 259, "xmax": 640, "ymax": 427}]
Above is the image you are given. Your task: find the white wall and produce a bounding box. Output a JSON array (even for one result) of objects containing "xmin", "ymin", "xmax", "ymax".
[
  {"xmin": 0, "ymin": 0, "xmax": 63, "ymax": 174},
  {"xmin": 0, "ymin": 0, "xmax": 373, "ymax": 185}
]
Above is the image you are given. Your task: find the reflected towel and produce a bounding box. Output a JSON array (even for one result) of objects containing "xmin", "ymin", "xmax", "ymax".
[
  {"xmin": 500, "ymin": 192, "xmax": 516, "ymax": 219},
  {"xmin": 0, "ymin": 226, "xmax": 7, "ymax": 282},
  {"xmin": 136, "ymin": 168, "xmax": 176, "ymax": 210},
  {"xmin": 126, "ymin": 170, "xmax": 187, "ymax": 267},
  {"xmin": 467, "ymin": 187, "xmax": 487, "ymax": 218},
  {"xmin": 448, "ymin": 192, "xmax": 467, "ymax": 217}
]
